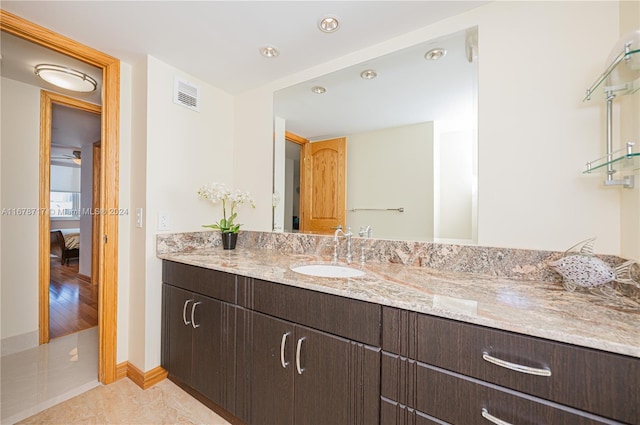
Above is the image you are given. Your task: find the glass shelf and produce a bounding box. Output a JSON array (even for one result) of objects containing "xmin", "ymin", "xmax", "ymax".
[
  {"xmin": 583, "ymin": 152, "xmax": 640, "ymax": 174},
  {"xmin": 583, "ymin": 48, "xmax": 640, "ymax": 101}
]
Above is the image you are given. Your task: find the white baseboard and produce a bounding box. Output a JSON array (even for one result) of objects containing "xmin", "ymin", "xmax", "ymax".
[{"xmin": 1, "ymin": 330, "xmax": 38, "ymax": 357}]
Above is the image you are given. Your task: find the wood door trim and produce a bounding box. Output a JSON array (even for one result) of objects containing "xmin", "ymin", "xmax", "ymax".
[
  {"xmin": 39, "ymin": 91, "xmax": 101, "ymax": 345},
  {"xmin": 285, "ymin": 131, "xmax": 308, "ymax": 146},
  {"xmin": 2, "ymin": 10, "xmax": 121, "ymax": 384}
]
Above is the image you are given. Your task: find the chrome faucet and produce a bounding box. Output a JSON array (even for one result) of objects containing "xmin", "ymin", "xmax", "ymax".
[
  {"xmin": 358, "ymin": 226, "xmax": 372, "ymax": 264},
  {"xmin": 333, "ymin": 225, "xmax": 353, "ymax": 264},
  {"xmin": 358, "ymin": 225, "xmax": 372, "ymax": 238}
]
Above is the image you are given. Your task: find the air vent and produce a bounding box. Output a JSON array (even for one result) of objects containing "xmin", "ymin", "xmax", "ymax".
[{"xmin": 173, "ymin": 77, "xmax": 200, "ymax": 112}]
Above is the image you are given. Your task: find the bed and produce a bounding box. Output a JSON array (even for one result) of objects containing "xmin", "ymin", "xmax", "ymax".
[{"xmin": 50, "ymin": 228, "xmax": 80, "ymax": 265}]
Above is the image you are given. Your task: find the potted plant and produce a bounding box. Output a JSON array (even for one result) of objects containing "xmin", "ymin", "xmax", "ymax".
[{"xmin": 197, "ymin": 182, "xmax": 255, "ymax": 249}]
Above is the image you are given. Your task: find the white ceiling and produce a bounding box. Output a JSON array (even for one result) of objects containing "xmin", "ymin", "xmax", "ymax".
[{"xmin": 1, "ymin": 1, "xmax": 487, "ymax": 94}]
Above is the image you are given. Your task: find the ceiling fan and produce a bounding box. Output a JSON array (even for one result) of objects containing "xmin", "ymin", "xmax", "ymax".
[{"xmin": 51, "ymin": 150, "xmax": 81, "ymax": 165}]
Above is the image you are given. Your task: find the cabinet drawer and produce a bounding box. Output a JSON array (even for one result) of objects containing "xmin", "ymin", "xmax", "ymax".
[
  {"xmin": 415, "ymin": 363, "xmax": 619, "ymax": 425},
  {"xmin": 382, "ymin": 307, "xmax": 639, "ymax": 424},
  {"xmin": 251, "ymin": 278, "xmax": 381, "ymax": 346},
  {"xmin": 162, "ymin": 260, "xmax": 236, "ymax": 303}
]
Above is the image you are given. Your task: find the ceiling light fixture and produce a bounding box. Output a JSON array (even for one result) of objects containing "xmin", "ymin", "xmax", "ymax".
[
  {"xmin": 424, "ymin": 48, "xmax": 447, "ymax": 61},
  {"xmin": 260, "ymin": 46, "xmax": 280, "ymax": 58},
  {"xmin": 311, "ymin": 86, "xmax": 326, "ymax": 94},
  {"xmin": 318, "ymin": 16, "xmax": 340, "ymax": 33},
  {"xmin": 360, "ymin": 69, "xmax": 378, "ymax": 80},
  {"xmin": 34, "ymin": 64, "xmax": 97, "ymax": 92}
]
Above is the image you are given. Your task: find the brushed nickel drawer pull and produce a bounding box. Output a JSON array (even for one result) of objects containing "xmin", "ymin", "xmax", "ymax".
[
  {"xmin": 280, "ymin": 332, "xmax": 290, "ymax": 368},
  {"xmin": 296, "ymin": 337, "xmax": 305, "ymax": 375},
  {"xmin": 182, "ymin": 299, "xmax": 193, "ymax": 326},
  {"xmin": 482, "ymin": 352, "xmax": 551, "ymax": 377},
  {"xmin": 482, "ymin": 408, "xmax": 513, "ymax": 425},
  {"xmin": 190, "ymin": 301, "xmax": 202, "ymax": 329}
]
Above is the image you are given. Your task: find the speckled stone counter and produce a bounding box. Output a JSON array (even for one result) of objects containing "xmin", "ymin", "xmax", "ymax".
[{"xmin": 157, "ymin": 234, "xmax": 640, "ymax": 359}]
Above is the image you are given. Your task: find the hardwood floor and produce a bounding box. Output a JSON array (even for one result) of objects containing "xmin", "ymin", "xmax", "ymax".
[{"xmin": 49, "ymin": 257, "xmax": 98, "ymax": 339}]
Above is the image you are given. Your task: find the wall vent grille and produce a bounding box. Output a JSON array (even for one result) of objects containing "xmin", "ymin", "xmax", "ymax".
[{"xmin": 173, "ymin": 77, "xmax": 200, "ymax": 112}]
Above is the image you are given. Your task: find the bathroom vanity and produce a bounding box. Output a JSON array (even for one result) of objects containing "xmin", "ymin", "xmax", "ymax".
[{"xmin": 158, "ymin": 240, "xmax": 639, "ymax": 425}]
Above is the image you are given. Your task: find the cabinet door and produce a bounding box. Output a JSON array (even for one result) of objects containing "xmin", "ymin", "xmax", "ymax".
[
  {"xmin": 251, "ymin": 312, "xmax": 295, "ymax": 425},
  {"xmin": 163, "ymin": 284, "xmax": 194, "ymax": 386},
  {"xmin": 294, "ymin": 325, "xmax": 380, "ymax": 425},
  {"xmin": 191, "ymin": 295, "xmax": 236, "ymax": 413}
]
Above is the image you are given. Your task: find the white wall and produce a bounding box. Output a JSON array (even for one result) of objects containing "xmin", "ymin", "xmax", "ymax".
[
  {"xmin": 346, "ymin": 122, "xmax": 434, "ymax": 240},
  {"xmin": 135, "ymin": 55, "xmax": 236, "ymax": 371},
  {"xmin": 127, "ymin": 56, "xmax": 148, "ymax": 368},
  {"xmin": 434, "ymin": 124, "xmax": 475, "ymax": 242},
  {"xmin": 619, "ymin": 1, "xmax": 640, "ymax": 260},
  {"xmin": 0, "ymin": 78, "xmax": 40, "ymax": 343},
  {"xmin": 234, "ymin": 1, "xmax": 628, "ymax": 257},
  {"xmin": 118, "ymin": 61, "xmax": 134, "ymax": 364},
  {"xmin": 79, "ymin": 144, "xmax": 93, "ymax": 276}
]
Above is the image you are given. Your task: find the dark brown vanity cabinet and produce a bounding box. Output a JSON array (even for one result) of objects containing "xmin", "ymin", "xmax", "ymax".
[
  {"xmin": 381, "ymin": 306, "xmax": 639, "ymax": 425},
  {"xmin": 161, "ymin": 262, "xmax": 238, "ymax": 415},
  {"xmin": 162, "ymin": 261, "xmax": 382, "ymax": 425}
]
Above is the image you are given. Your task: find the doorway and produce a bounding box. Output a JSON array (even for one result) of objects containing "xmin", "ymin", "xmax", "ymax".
[
  {"xmin": 1, "ymin": 10, "xmax": 121, "ymax": 384},
  {"xmin": 44, "ymin": 93, "xmax": 101, "ymax": 340}
]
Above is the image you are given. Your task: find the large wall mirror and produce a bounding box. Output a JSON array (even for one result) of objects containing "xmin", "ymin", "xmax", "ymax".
[{"xmin": 273, "ymin": 27, "xmax": 478, "ymax": 243}]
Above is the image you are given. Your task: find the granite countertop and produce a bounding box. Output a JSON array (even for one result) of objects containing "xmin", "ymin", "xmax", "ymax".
[{"xmin": 157, "ymin": 247, "xmax": 640, "ymax": 358}]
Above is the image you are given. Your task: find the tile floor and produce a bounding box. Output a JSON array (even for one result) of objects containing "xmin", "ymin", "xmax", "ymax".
[
  {"xmin": 1, "ymin": 326, "xmax": 231, "ymax": 424},
  {"xmin": 16, "ymin": 378, "xmax": 230, "ymax": 424},
  {"xmin": 1, "ymin": 327, "xmax": 100, "ymax": 424}
]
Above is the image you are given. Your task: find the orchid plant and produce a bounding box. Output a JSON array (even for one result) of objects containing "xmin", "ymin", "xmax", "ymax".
[{"xmin": 197, "ymin": 182, "xmax": 255, "ymax": 233}]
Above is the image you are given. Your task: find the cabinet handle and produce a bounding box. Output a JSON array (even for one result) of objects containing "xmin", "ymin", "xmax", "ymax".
[
  {"xmin": 191, "ymin": 301, "xmax": 202, "ymax": 329},
  {"xmin": 280, "ymin": 332, "xmax": 290, "ymax": 368},
  {"xmin": 482, "ymin": 352, "xmax": 551, "ymax": 377},
  {"xmin": 295, "ymin": 337, "xmax": 305, "ymax": 375},
  {"xmin": 182, "ymin": 299, "xmax": 193, "ymax": 325},
  {"xmin": 481, "ymin": 408, "xmax": 513, "ymax": 425}
]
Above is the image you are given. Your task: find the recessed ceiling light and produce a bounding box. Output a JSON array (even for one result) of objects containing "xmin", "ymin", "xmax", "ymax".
[
  {"xmin": 360, "ymin": 69, "xmax": 378, "ymax": 80},
  {"xmin": 318, "ymin": 16, "xmax": 340, "ymax": 33},
  {"xmin": 260, "ymin": 46, "xmax": 280, "ymax": 58},
  {"xmin": 34, "ymin": 64, "xmax": 97, "ymax": 92},
  {"xmin": 311, "ymin": 86, "xmax": 326, "ymax": 94},
  {"xmin": 424, "ymin": 48, "xmax": 447, "ymax": 61}
]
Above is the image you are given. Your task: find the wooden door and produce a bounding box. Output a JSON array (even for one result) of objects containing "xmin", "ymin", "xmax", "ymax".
[
  {"xmin": 301, "ymin": 137, "xmax": 346, "ymax": 234},
  {"xmin": 163, "ymin": 284, "xmax": 194, "ymax": 386},
  {"xmin": 191, "ymin": 296, "xmax": 237, "ymax": 413},
  {"xmin": 251, "ymin": 311, "xmax": 295, "ymax": 425}
]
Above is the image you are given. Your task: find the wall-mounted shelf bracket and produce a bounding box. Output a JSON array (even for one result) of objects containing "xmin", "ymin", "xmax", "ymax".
[{"xmin": 604, "ymin": 175, "xmax": 635, "ymax": 189}]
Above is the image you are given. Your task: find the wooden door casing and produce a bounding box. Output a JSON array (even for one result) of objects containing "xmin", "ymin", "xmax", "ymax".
[{"xmin": 302, "ymin": 137, "xmax": 346, "ymax": 234}]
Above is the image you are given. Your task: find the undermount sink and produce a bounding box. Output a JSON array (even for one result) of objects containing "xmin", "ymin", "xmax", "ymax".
[{"xmin": 290, "ymin": 264, "xmax": 365, "ymax": 278}]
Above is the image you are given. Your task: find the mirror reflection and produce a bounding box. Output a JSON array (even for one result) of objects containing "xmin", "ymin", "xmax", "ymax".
[{"xmin": 273, "ymin": 27, "xmax": 478, "ymax": 243}]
